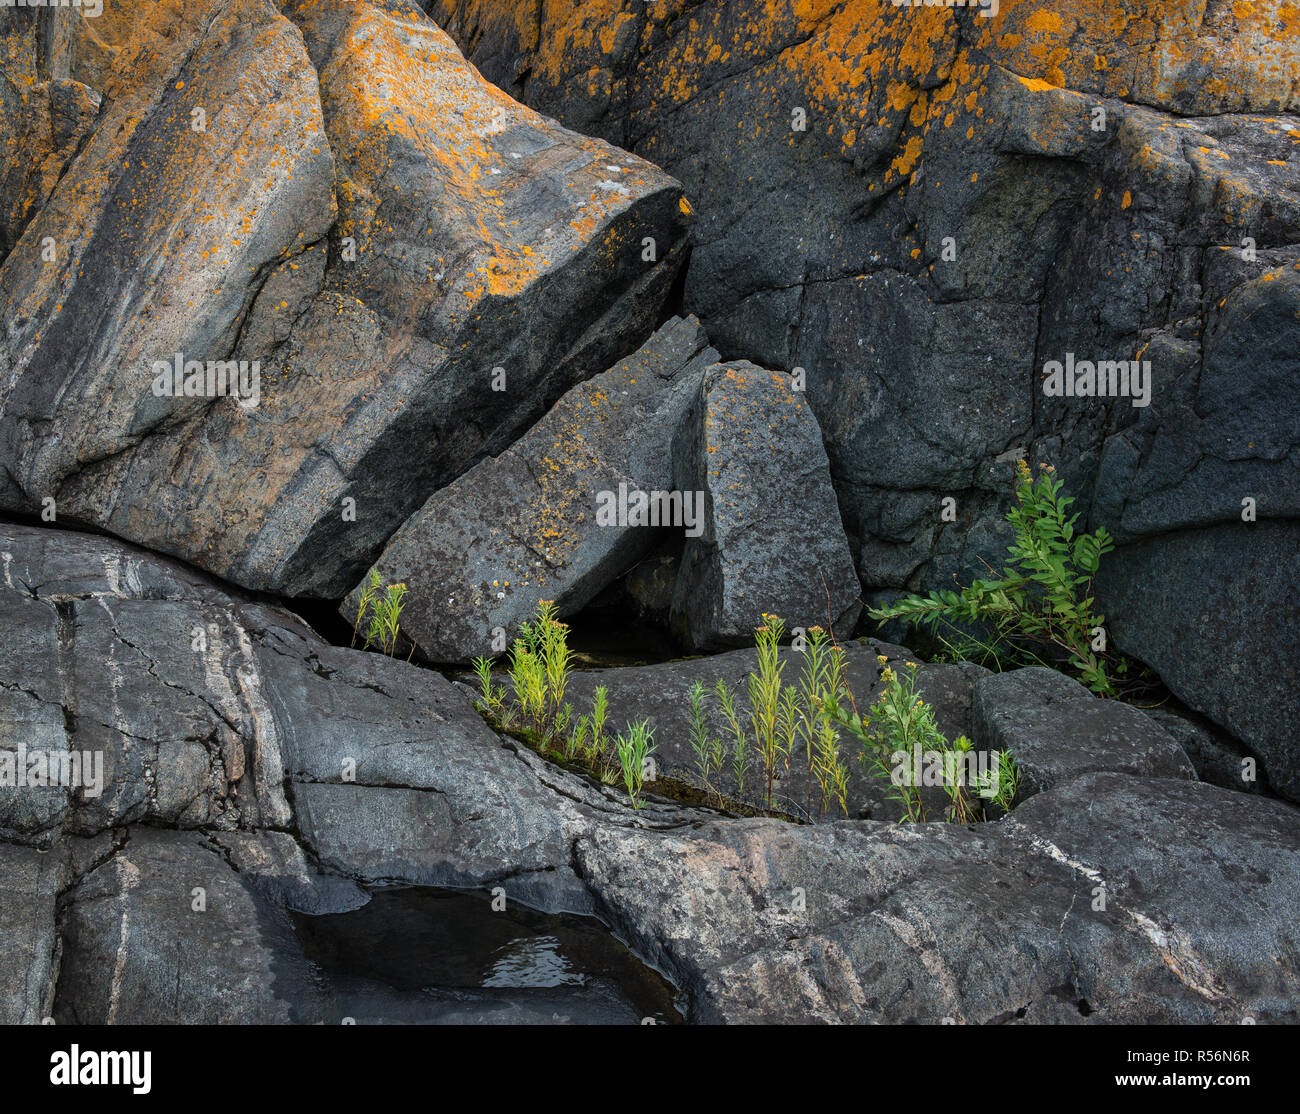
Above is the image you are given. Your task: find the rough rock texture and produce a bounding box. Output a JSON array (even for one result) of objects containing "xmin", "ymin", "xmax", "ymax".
[
  {"xmin": 563, "ymin": 639, "xmax": 989, "ymax": 822},
  {"xmin": 578, "ymin": 773, "xmax": 1300, "ymax": 1024},
  {"xmin": 1145, "ymin": 705, "xmax": 1270, "ymax": 796},
  {"xmin": 0, "ymin": 13, "xmax": 100, "ymax": 260},
  {"xmin": 0, "ymin": 523, "xmax": 296, "ymax": 845},
  {"xmin": 432, "ymin": 0, "xmax": 1300, "ymax": 795},
  {"xmin": 0, "ymin": 0, "xmax": 690, "ymax": 598},
  {"xmin": 5, "ymin": 525, "xmax": 1299, "ymax": 1024},
  {"xmin": 343, "ymin": 316, "xmax": 718, "ymax": 662},
  {"xmin": 670, "ymin": 361, "xmax": 861, "ymax": 650},
  {"xmin": 972, "ymin": 667, "xmax": 1196, "ymax": 799},
  {"xmin": 0, "ymin": 840, "xmax": 64, "ymax": 1024},
  {"xmin": 1098, "ymin": 520, "xmax": 1300, "ymax": 802}
]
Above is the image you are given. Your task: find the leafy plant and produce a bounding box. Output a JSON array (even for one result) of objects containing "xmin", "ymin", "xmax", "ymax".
[
  {"xmin": 823, "ymin": 657, "xmax": 1016, "ymax": 823},
  {"xmin": 614, "ymin": 719, "xmax": 656, "ymax": 809},
  {"xmin": 352, "ymin": 569, "xmax": 381, "ymax": 649},
  {"xmin": 747, "ymin": 615, "xmax": 788, "ymax": 811},
  {"xmin": 714, "ymin": 678, "xmax": 749, "ymax": 799},
  {"xmin": 355, "ymin": 578, "xmax": 408, "ymax": 657},
  {"xmin": 869, "ymin": 461, "xmax": 1120, "ymax": 695},
  {"xmin": 687, "ymin": 679, "xmax": 724, "ymax": 800}
]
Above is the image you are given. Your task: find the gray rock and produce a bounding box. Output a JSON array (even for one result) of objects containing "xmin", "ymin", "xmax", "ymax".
[
  {"xmin": 0, "ymin": 841, "xmax": 64, "ymax": 1024},
  {"xmin": 342, "ymin": 316, "xmax": 718, "ymax": 662},
  {"xmin": 1098, "ymin": 521, "xmax": 1300, "ymax": 802},
  {"xmin": 0, "ymin": 523, "xmax": 297, "ymax": 843},
  {"xmin": 576, "ymin": 773, "xmax": 1300, "ymax": 1023},
  {"xmin": 972, "ymin": 668, "xmax": 1196, "ymax": 800},
  {"xmin": 670, "ymin": 361, "xmax": 862, "ymax": 650},
  {"xmin": 56, "ymin": 828, "xmax": 321, "ymax": 1024},
  {"xmin": 434, "ymin": 2, "xmax": 1300, "ymax": 781},
  {"xmin": 1144, "ymin": 706, "xmax": 1269, "ymax": 796}
]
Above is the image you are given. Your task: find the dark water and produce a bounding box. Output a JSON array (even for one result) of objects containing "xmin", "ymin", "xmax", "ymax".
[{"xmin": 291, "ymin": 887, "xmax": 684, "ymax": 1024}]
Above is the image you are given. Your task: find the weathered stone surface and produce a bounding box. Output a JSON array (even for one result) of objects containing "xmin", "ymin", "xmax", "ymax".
[
  {"xmin": 0, "ymin": 10, "xmax": 100, "ymax": 260},
  {"xmin": 577, "ymin": 773, "xmax": 1300, "ymax": 1023},
  {"xmin": 0, "ymin": 0, "xmax": 691, "ymax": 598},
  {"xmin": 0, "ymin": 523, "xmax": 296, "ymax": 845},
  {"xmin": 56, "ymin": 828, "xmax": 319, "ymax": 1024},
  {"xmin": 563, "ymin": 639, "xmax": 988, "ymax": 822},
  {"xmin": 1098, "ymin": 521, "xmax": 1300, "ymax": 802},
  {"xmin": 0, "ymin": 840, "xmax": 64, "ymax": 1024},
  {"xmin": 972, "ymin": 668, "xmax": 1195, "ymax": 799},
  {"xmin": 435, "ymin": 1, "xmax": 1300, "ymax": 772},
  {"xmin": 343, "ymin": 316, "xmax": 718, "ymax": 662},
  {"xmin": 670, "ymin": 360, "xmax": 861, "ymax": 650},
  {"xmin": 1145, "ymin": 705, "xmax": 1270, "ymax": 796}
]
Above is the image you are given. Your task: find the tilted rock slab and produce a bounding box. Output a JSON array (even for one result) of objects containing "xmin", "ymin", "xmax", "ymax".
[
  {"xmin": 0, "ymin": 0, "xmax": 690, "ymax": 597},
  {"xmin": 343, "ymin": 315, "xmax": 718, "ymax": 663},
  {"xmin": 670, "ymin": 360, "xmax": 862, "ymax": 650}
]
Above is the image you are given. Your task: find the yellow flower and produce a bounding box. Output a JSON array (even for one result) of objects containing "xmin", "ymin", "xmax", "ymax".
[{"xmin": 876, "ymin": 654, "xmax": 889, "ymax": 666}]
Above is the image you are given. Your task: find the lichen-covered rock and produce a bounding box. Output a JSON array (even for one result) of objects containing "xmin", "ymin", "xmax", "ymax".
[
  {"xmin": 0, "ymin": 11, "xmax": 100, "ymax": 260},
  {"xmin": 0, "ymin": 0, "xmax": 691, "ymax": 598},
  {"xmin": 434, "ymin": 1, "xmax": 1300, "ymax": 776},
  {"xmin": 670, "ymin": 360, "xmax": 861, "ymax": 650},
  {"xmin": 342, "ymin": 315, "xmax": 718, "ymax": 662}
]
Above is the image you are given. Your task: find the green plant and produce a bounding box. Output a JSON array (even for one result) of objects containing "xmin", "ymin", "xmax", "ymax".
[
  {"xmin": 794, "ymin": 626, "xmax": 849, "ymax": 818},
  {"xmin": 823, "ymin": 657, "xmax": 1016, "ymax": 824},
  {"xmin": 471, "ymin": 655, "xmax": 507, "ymax": 720},
  {"xmin": 869, "ymin": 461, "xmax": 1119, "ymax": 695},
  {"xmin": 687, "ymin": 680, "xmax": 724, "ymax": 800},
  {"xmin": 360, "ymin": 580, "xmax": 408, "ymax": 657},
  {"xmin": 748, "ymin": 615, "xmax": 788, "ymax": 811},
  {"xmin": 714, "ymin": 678, "xmax": 749, "ymax": 799},
  {"xmin": 352, "ymin": 569, "xmax": 381, "ymax": 649},
  {"xmin": 614, "ymin": 719, "xmax": 656, "ymax": 809}
]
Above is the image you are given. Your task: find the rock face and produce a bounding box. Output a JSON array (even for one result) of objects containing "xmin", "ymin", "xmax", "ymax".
[
  {"xmin": 972, "ymin": 668, "xmax": 1195, "ymax": 800},
  {"xmin": 1098, "ymin": 520, "xmax": 1300, "ymax": 802},
  {"xmin": 578, "ymin": 774, "xmax": 1300, "ymax": 1024},
  {"xmin": 3, "ymin": 525, "xmax": 1300, "ymax": 1025},
  {"xmin": 670, "ymin": 361, "xmax": 861, "ymax": 650},
  {"xmin": 343, "ymin": 316, "xmax": 718, "ymax": 662},
  {"xmin": 0, "ymin": 840, "xmax": 64, "ymax": 1024},
  {"xmin": 0, "ymin": 0, "xmax": 690, "ymax": 598},
  {"xmin": 432, "ymin": 0, "xmax": 1300, "ymax": 797}
]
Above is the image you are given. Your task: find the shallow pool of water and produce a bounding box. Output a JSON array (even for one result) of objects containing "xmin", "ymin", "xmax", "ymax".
[{"xmin": 291, "ymin": 886, "xmax": 684, "ymax": 1024}]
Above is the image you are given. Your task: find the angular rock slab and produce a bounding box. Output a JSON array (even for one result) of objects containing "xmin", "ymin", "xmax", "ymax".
[
  {"xmin": 971, "ymin": 667, "xmax": 1195, "ymax": 799},
  {"xmin": 577, "ymin": 773, "xmax": 1300, "ymax": 1023},
  {"xmin": 1, "ymin": 0, "xmax": 691, "ymax": 598},
  {"xmin": 670, "ymin": 361, "xmax": 861, "ymax": 651},
  {"xmin": 343, "ymin": 315, "xmax": 718, "ymax": 662},
  {"xmin": 1098, "ymin": 520, "xmax": 1300, "ymax": 804}
]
